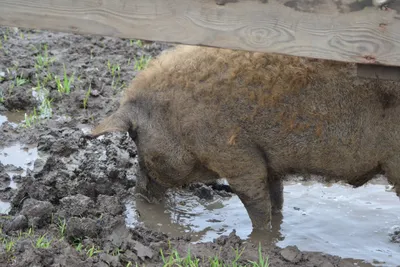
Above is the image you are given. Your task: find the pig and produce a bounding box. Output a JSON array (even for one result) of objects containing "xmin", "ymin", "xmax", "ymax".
[{"xmin": 87, "ymin": 45, "xmax": 400, "ymax": 231}]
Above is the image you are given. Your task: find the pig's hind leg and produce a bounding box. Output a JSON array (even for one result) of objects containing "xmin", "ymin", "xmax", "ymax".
[
  {"xmin": 268, "ymin": 174, "xmax": 284, "ymax": 214},
  {"xmin": 382, "ymin": 157, "xmax": 400, "ymax": 198}
]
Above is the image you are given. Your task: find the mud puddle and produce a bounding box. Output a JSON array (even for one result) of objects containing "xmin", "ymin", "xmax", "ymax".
[
  {"xmin": 0, "ymin": 111, "xmax": 25, "ymax": 127},
  {"xmin": 0, "ymin": 143, "xmax": 38, "ymax": 214},
  {"xmin": 126, "ymin": 178, "xmax": 400, "ymax": 266}
]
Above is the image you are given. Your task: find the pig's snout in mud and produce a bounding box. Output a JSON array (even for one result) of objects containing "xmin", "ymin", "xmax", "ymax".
[{"xmin": 135, "ymin": 170, "xmax": 167, "ymax": 204}]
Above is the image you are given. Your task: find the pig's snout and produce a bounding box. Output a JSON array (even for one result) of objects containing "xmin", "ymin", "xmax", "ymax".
[{"xmin": 135, "ymin": 169, "xmax": 167, "ymax": 203}]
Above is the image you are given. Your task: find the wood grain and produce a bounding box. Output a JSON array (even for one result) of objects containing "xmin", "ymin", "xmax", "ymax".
[{"xmin": 1, "ymin": 0, "xmax": 400, "ymax": 66}]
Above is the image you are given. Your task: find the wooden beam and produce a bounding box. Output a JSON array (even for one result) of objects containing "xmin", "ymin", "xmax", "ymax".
[
  {"xmin": 1, "ymin": 0, "xmax": 400, "ymax": 66},
  {"xmin": 357, "ymin": 63, "xmax": 400, "ymax": 81}
]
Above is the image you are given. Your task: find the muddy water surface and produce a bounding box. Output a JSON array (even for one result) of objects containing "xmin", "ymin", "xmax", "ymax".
[
  {"xmin": 0, "ymin": 111, "xmax": 25, "ymax": 127},
  {"xmin": 0, "ymin": 143, "xmax": 38, "ymax": 213},
  {"xmin": 126, "ymin": 178, "xmax": 400, "ymax": 266}
]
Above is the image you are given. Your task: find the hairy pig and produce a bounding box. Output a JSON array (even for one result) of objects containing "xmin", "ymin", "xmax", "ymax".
[{"xmin": 88, "ymin": 45, "xmax": 400, "ymax": 230}]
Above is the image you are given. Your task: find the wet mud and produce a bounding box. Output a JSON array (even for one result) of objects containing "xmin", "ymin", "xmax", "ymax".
[{"xmin": 0, "ymin": 27, "xmax": 399, "ymax": 267}]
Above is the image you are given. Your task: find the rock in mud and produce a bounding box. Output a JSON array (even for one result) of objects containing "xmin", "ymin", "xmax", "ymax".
[
  {"xmin": 60, "ymin": 194, "xmax": 95, "ymax": 217},
  {"xmin": 280, "ymin": 246, "xmax": 302, "ymax": 263},
  {"xmin": 4, "ymin": 214, "xmax": 28, "ymax": 233},
  {"xmin": 20, "ymin": 198, "xmax": 54, "ymax": 228},
  {"xmin": 66, "ymin": 217, "xmax": 99, "ymax": 239}
]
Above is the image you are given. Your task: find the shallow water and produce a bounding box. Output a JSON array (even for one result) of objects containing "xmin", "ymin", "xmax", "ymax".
[
  {"xmin": 0, "ymin": 143, "xmax": 38, "ymax": 188},
  {"xmin": 126, "ymin": 177, "xmax": 400, "ymax": 267},
  {"xmin": 0, "ymin": 111, "xmax": 25, "ymax": 126}
]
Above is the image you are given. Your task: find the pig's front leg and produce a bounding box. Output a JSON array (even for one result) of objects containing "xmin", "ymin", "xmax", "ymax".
[{"xmin": 228, "ymin": 174, "xmax": 272, "ymax": 230}]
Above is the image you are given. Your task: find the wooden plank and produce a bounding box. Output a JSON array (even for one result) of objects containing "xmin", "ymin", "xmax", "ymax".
[
  {"xmin": 1, "ymin": 0, "xmax": 400, "ymax": 66},
  {"xmin": 357, "ymin": 63, "xmax": 400, "ymax": 81}
]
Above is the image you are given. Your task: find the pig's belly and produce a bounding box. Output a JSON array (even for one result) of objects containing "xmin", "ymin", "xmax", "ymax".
[{"xmin": 268, "ymin": 149, "xmax": 382, "ymax": 183}]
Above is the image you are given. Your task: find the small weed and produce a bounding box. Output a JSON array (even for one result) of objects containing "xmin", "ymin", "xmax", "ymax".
[
  {"xmin": 4, "ymin": 238, "xmax": 16, "ymax": 253},
  {"xmin": 247, "ymin": 243, "xmax": 269, "ymax": 267},
  {"xmin": 83, "ymin": 84, "xmax": 91, "ymax": 109},
  {"xmin": 15, "ymin": 75, "xmax": 28, "ymax": 87},
  {"xmin": 159, "ymin": 243, "xmax": 269, "ymax": 267},
  {"xmin": 133, "ymin": 55, "xmax": 151, "ymax": 71},
  {"xmin": 76, "ymin": 242, "xmax": 83, "ymax": 252},
  {"xmin": 42, "ymin": 72, "xmax": 54, "ymax": 87},
  {"xmin": 57, "ymin": 218, "xmax": 67, "ymax": 238},
  {"xmin": 25, "ymin": 227, "xmax": 34, "ymax": 237},
  {"xmin": 34, "ymin": 234, "xmax": 52, "ymax": 249},
  {"xmin": 130, "ymin": 39, "xmax": 143, "ymax": 47},
  {"xmin": 73, "ymin": 238, "xmax": 83, "ymax": 252},
  {"xmin": 160, "ymin": 248, "xmax": 200, "ymax": 267},
  {"xmin": 38, "ymin": 97, "xmax": 53, "ymax": 119},
  {"xmin": 23, "ymin": 82, "xmax": 53, "ymax": 128},
  {"xmin": 86, "ymin": 244, "xmax": 102, "ymax": 257},
  {"xmin": 24, "ymin": 107, "xmax": 39, "ymax": 128},
  {"xmin": 112, "ymin": 247, "xmax": 122, "ymax": 256},
  {"xmin": 107, "ymin": 60, "xmax": 124, "ymax": 90},
  {"xmin": 34, "ymin": 44, "xmax": 55, "ymax": 71},
  {"xmin": 55, "ymin": 64, "xmax": 74, "ymax": 95}
]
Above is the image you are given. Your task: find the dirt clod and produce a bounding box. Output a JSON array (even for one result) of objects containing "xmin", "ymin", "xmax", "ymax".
[
  {"xmin": 66, "ymin": 217, "xmax": 100, "ymax": 239},
  {"xmin": 3, "ymin": 214, "xmax": 28, "ymax": 233},
  {"xmin": 20, "ymin": 198, "xmax": 54, "ymax": 228},
  {"xmin": 60, "ymin": 194, "xmax": 95, "ymax": 217},
  {"xmin": 280, "ymin": 246, "xmax": 302, "ymax": 263}
]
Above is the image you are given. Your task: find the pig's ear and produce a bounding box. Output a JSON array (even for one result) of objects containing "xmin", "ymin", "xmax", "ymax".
[{"xmin": 87, "ymin": 108, "xmax": 132, "ymax": 139}]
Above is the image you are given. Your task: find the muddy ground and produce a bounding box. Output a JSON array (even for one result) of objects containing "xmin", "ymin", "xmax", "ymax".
[{"xmin": 0, "ymin": 27, "xmax": 399, "ymax": 267}]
